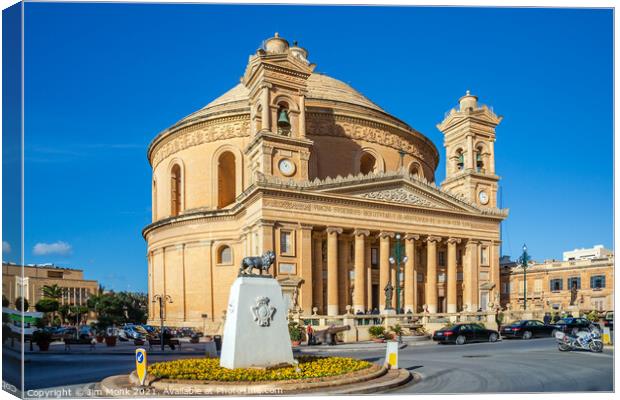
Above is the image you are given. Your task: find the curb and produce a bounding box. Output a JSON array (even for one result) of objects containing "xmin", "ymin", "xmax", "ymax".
[{"xmin": 99, "ymin": 365, "xmax": 414, "ymax": 395}]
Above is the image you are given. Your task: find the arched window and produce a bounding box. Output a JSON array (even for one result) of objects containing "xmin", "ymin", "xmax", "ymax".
[
  {"xmin": 218, "ymin": 151, "xmax": 236, "ymax": 208},
  {"xmin": 409, "ymin": 163, "xmax": 421, "ymax": 177},
  {"xmin": 359, "ymin": 152, "xmax": 376, "ymax": 175},
  {"xmin": 476, "ymin": 147, "xmax": 484, "ymax": 172},
  {"xmin": 276, "ymin": 102, "xmax": 291, "ymax": 136},
  {"xmin": 170, "ymin": 164, "xmax": 181, "ymax": 216},
  {"xmin": 217, "ymin": 245, "xmax": 232, "ymax": 264},
  {"xmin": 455, "ymin": 149, "xmax": 464, "ymax": 171}
]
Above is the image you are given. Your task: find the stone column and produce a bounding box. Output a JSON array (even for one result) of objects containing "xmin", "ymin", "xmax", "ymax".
[
  {"xmin": 260, "ymin": 220, "xmax": 276, "ymax": 277},
  {"xmin": 353, "ymin": 229, "xmax": 369, "ymax": 313},
  {"xmin": 299, "ymin": 225, "xmax": 313, "ymax": 312},
  {"xmin": 338, "ymin": 235, "xmax": 350, "ymax": 314},
  {"xmin": 379, "ymin": 232, "xmax": 394, "ymax": 311},
  {"xmin": 467, "ymin": 134, "xmax": 474, "ymax": 170},
  {"xmin": 464, "ymin": 240, "xmax": 480, "ymax": 311},
  {"xmin": 312, "ymin": 232, "xmax": 324, "ymax": 314},
  {"xmin": 490, "ymin": 241, "xmax": 501, "ymax": 307},
  {"xmin": 298, "ymin": 90, "xmax": 306, "ymax": 138},
  {"xmin": 425, "ymin": 236, "xmax": 441, "ymax": 313},
  {"xmin": 261, "ymin": 84, "xmax": 271, "ymax": 132},
  {"xmin": 326, "ymin": 227, "xmax": 342, "ymax": 316},
  {"xmin": 447, "ymin": 238, "xmax": 461, "ymax": 313},
  {"xmin": 365, "ymin": 239, "xmax": 372, "ymax": 310},
  {"xmin": 404, "ymin": 234, "xmax": 419, "ymax": 313}
]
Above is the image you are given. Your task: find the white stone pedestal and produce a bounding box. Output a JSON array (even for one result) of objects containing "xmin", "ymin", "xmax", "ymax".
[{"xmin": 219, "ymin": 276, "xmax": 294, "ymax": 369}]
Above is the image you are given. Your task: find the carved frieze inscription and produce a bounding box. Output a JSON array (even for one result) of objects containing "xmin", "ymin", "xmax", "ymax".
[
  {"xmin": 151, "ymin": 117, "xmax": 251, "ymax": 166},
  {"xmin": 263, "ymin": 199, "xmax": 497, "ymax": 231},
  {"xmin": 306, "ymin": 114, "xmax": 426, "ymax": 160}
]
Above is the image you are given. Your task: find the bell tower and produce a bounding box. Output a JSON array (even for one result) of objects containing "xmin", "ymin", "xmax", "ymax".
[
  {"xmin": 437, "ymin": 91, "xmax": 503, "ymax": 207},
  {"xmin": 243, "ymin": 33, "xmax": 316, "ymax": 182}
]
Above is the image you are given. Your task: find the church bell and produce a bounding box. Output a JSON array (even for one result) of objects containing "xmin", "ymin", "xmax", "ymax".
[{"xmin": 277, "ymin": 109, "xmax": 291, "ymax": 128}]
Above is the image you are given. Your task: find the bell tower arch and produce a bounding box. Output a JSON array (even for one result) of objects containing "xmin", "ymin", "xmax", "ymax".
[
  {"xmin": 437, "ymin": 91, "xmax": 503, "ymax": 207},
  {"xmin": 243, "ymin": 33, "xmax": 316, "ymax": 182}
]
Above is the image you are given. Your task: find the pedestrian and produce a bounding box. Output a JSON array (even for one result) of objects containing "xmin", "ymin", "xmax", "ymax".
[
  {"xmin": 355, "ymin": 309, "xmax": 364, "ymax": 325},
  {"xmin": 543, "ymin": 312, "xmax": 551, "ymax": 325},
  {"xmin": 306, "ymin": 324, "xmax": 314, "ymax": 346}
]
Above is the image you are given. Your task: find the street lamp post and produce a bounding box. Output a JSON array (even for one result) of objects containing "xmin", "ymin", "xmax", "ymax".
[
  {"xmin": 519, "ymin": 244, "xmax": 530, "ymax": 310},
  {"xmin": 389, "ymin": 234, "xmax": 409, "ymax": 314},
  {"xmin": 152, "ymin": 294, "xmax": 173, "ymax": 351}
]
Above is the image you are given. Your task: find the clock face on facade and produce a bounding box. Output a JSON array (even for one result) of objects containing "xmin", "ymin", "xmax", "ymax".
[
  {"xmin": 278, "ymin": 158, "xmax": 296, "ymax": 176},
  {"xmin": 478, "ymin": 190, "xmax": 489, "ymax": 205}
]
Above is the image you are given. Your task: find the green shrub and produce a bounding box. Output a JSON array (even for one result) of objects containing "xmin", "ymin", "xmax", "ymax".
[
  {"xmin": 288, "ymin": 322, "xmax": 304, "ymax": 341},
  {"xmin": 368, "ymin": 325, "xmax": 385, "ymax": 339},
  {"xmin": 390, "ymin": 324, "xmax": 404, "ymax": 337}
]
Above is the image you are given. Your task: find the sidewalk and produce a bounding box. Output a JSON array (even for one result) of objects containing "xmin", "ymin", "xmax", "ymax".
[
  {"xmin": 3, "ymin": 338, "xmax": 212, "ymax": 357},
  {"xmin": 4, "ymin": 336, "xmax": 433, "ymax": 358}
]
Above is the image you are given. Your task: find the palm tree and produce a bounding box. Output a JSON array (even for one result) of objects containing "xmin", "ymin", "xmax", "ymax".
[
  {"xmin": 40, "ymin": 284, "xmax": 65, "ymax": 325},
  {"xmin": 41, "ymin": 284, "xmax": 64, "ymax": 300}
]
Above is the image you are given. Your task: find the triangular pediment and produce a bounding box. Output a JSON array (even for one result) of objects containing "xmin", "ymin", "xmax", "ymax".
[
  {"xmin": 335, "ymin": 182, "xmax": 470, "ymax": 212},
  {"xmin": 253, "ymin": 170, "xmax": 508, "ymax": 218},
  {"xmin": 313, "ymin": 175, "xmax": 480, "ymax": 213}
]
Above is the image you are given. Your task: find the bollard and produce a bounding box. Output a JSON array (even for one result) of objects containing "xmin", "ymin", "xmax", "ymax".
[
  {"xmin": 135, "ymin": 348, "xmax": 148, "ymax": 386},
  {"xmin": 602, "ymin": 327, "xmax": 612, "ymax": 345},
  {"xmin": 385, "ymin": 340, "xmax": 399, "ymax": 369}
]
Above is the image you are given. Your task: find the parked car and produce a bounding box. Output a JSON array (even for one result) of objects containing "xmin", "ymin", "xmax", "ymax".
[
  {"xmin": 433, "ymin": 323, "xmax": 499, "ymax": 345},
  {"xmin": 552, "ymin": 317, "xmax": 593, "ymax": 336},
  {"xmin": 177, "ymin": 328, "xmax": 196, "ymax": 338},
  {"xmin": 501, "ymin": 320, "xmax": 555, "ymax": 339},
  {"xmin": 120, "ymin": 325, "xmax": 144, "ymax": 340}
]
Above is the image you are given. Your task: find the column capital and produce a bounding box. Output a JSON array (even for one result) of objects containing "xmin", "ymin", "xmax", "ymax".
[
  {"xmin": 261, "ymin": 82, "xmax": 273, "ymax": 90},
  {"xmin": 378, "ymin": 231, "xmax": 395, "ymax": 239},
  {"xmin": 467, "ymin": 239, "xmax": 482, "ymax": 246},
  {"xmin": 297, "ymin": 223, "xmax": 314, "ymax": 231},
  {"xmin": 326, "ymin": 227, "xmax": 343, "ymax": 235},
  {"xmin": 404, "ymin": 233, "xmax": 420, "ymax": 241},
  {"xmin": 353, "ymin": 229, "xmax": 370, "ymax": 237},
  {"xmin": 298, "ymin": 88, "xmax": 308, "ymax": 96},
  {"xmin": 257, "ymin": 219, "xmax": 276, "ymax": 228},
  {"xmin": 425, "ymin": 235, "xmax": 442, "ymax": 243},
  {"xmin": 446, "ymin": 237, "xmax": 462, "ymax": 245}
]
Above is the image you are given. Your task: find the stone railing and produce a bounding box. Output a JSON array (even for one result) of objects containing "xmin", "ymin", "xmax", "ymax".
[{"xmin": 287, "ymin": 308, "xmax": 501, "ymax": 343}]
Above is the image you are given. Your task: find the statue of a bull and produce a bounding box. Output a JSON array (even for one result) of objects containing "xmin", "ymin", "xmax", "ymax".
[{"xmin": 239, "ymin": 250, "xmax": 276, "ymax": 276}]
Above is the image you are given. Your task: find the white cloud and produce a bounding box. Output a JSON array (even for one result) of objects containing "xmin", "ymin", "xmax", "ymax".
[
  {"xmin": 2, "ymin": 241, "xmax": 10, "ymax": 254},
  {"xmin": 33, "ymin": 241, "xmax": 72, "ymax": 256}
]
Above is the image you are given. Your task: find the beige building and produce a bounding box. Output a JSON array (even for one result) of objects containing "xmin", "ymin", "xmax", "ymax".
[
  {"xmin": 500, "ymin": 247, "xmax": 614, "ymax": 312},
  {"xmin": 2, "ymin": 262, "xmax": 99, "ymax": 308},
  {"xmin": 143, "ymin": 34, "xmax": 509, "ymax": 329}
]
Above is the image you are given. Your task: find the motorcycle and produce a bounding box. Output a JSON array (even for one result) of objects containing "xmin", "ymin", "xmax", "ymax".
[{"xmin": 555, "ymin": 324, "xmax": 603, "ymax": 353}]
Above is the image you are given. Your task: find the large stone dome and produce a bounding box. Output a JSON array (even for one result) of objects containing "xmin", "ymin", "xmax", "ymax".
[{"xmin": 165, "ymin": 73, "xmax": 391, "ymax": 132}]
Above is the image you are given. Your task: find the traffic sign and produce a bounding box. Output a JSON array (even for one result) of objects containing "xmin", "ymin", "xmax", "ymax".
[{"xmin": 135, "ymin": 348, "xmax": 148, "ymax": 386}]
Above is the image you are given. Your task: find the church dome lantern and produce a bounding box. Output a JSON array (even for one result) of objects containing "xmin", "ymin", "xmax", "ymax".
[
  {"xmin": 459, "ymin": 90, "xmax": 478, "ymax": 112},
  {"xmin": 264, "ymin": 32, "xmax": 289, "ymax": 54}
]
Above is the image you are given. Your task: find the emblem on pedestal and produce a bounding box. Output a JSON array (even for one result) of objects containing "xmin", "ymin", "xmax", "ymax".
[{"xmin": 251, "ymin": 296, "xmax": 276, "ymax": 326}]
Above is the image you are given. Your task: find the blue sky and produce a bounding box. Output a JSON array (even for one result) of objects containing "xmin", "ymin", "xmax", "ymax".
[{"xmin": 2, "ymin": 4, "xmax": 613, "ymax": 292}]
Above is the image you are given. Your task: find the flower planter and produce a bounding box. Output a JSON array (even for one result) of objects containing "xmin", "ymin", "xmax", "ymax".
[
  {"xmin": 371, "ymin": 338, "xmax": 385, "ymax": 343},
  {"xmin": 291, "ymin": 340, "xmax": 301, "ymax": 346},
  {"xmin": 105, "ymin": 336, "xmax": 117, "ymax": 347},
  {"xmin": 134, "ymin": 339, "xmax": 145, "ymax": 346},
  {"xmin": 37, "ymin": 341, "xmax": 50, "ymax": 351},
  {"xmin": 96, "ymin": 336, "xmax": 104, "ymax": 343}
]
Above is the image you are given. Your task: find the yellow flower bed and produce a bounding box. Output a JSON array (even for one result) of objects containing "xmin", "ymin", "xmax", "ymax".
[{"xmin": 147, "ymin": 356, "xmax": 372, "ymax": 382}]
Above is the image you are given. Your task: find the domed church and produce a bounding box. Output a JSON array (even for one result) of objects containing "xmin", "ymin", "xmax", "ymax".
[{"xmin": 143, "ymin": 33, "xmax": 508, "ymax": 329}]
